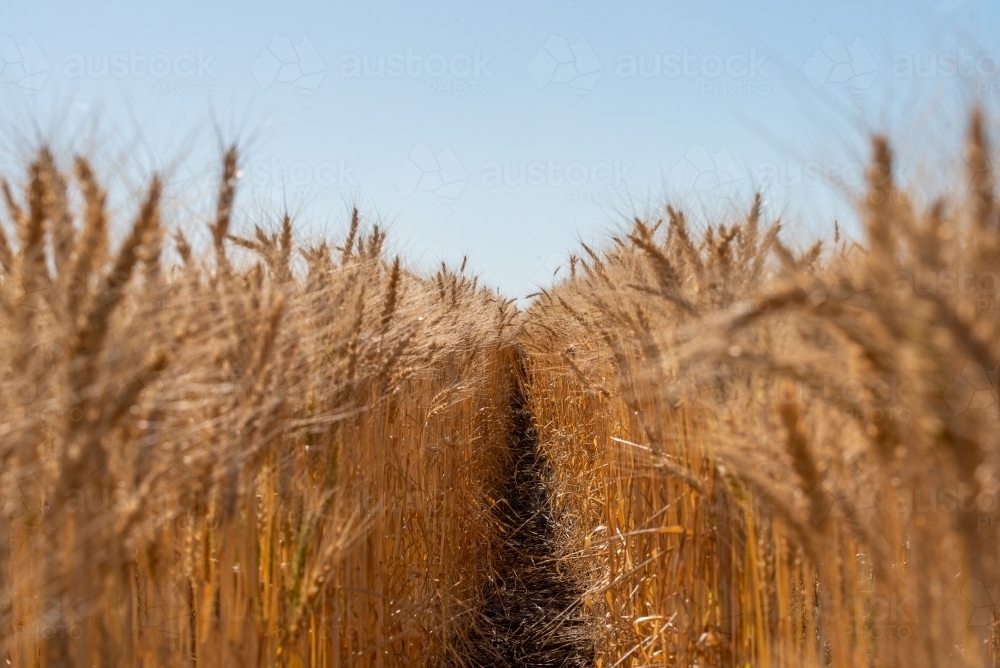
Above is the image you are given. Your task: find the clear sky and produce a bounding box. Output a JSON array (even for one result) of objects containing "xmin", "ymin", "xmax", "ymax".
[{"xmin": 1, "ymin": 0, "xmax": 998, "ymax": 298}]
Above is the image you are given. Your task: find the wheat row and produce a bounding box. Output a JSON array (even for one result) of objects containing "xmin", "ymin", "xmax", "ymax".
[
  {"xmin": 0, "ymin": 149, "xmax": 518, "ymax": 666},
  {"xmin": 2, "ymin": 112, "xmax": 1000, "ymax": 667},
  {"xmin": 524, "ymin": 112, "xmax": 1000, "ymax": 666}
]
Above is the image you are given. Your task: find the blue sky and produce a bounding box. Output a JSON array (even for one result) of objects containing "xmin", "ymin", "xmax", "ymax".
[{"xmin": 1, "ymin": 0, "xmax": 998, "ymax": 298}]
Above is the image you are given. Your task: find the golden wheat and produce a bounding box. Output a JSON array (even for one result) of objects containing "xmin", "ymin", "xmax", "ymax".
[
  {"xmin": 0, "ymin": 148, "xmax": 517, "ymax": 666},
  {"xmin": 522, "ymin": 111, "xmax": 1000, "ymax": 667},
  {"xmin": 3, "ymin": 110, "xmax": 1000, "ymax": 668}
]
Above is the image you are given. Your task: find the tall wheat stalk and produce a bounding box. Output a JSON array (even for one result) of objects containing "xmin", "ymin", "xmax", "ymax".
[
  {"xmin": 0, "ymin": 148, "xmax": 517, "ymax": 667},
  {"xmin": 524, "ymin": 111, "xmax": 1000, "ymax": 667}
]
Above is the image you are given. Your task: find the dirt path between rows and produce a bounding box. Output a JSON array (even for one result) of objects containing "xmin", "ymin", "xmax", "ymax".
[{"xmin": 461, "ymin": 355, "xmax": 593, "ymax": 667}]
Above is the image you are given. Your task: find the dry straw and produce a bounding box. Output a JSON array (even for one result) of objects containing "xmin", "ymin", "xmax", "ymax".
[
  {"xmin": 2, "ymin": 110, "xmax": 999, "ymax": 667},
  {"xmin": 523, "ymin": 111, "xmax": 1000, "ymax": 667},
  {"xmin": 0, "ymin": 147, "xmax": 517, "ymax": 666}
]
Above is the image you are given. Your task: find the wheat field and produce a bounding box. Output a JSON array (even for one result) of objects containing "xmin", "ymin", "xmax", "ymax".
[{"xmin": 1, "ymin": 111, "xmax": 999, "ymax": 666}]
